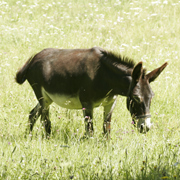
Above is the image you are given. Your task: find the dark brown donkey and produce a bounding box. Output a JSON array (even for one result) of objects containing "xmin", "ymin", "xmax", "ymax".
[{"xmin": 16, "ymin": 47, "xmax": 167, "ymax": 138}]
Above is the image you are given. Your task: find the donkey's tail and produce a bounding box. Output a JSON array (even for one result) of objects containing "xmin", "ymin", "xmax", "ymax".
[{"xmin": 15, "ymin": 56, "xmax": 34, "ymax": 84}]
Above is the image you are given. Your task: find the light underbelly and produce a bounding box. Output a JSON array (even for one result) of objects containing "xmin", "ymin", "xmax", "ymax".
[
  {"xmin": 43, "ymin": 88, "xmax": 116, "ymax": 109},
  {"xmin": 47, "ymin": 92, "xmax": 82, "ymax": 109}
]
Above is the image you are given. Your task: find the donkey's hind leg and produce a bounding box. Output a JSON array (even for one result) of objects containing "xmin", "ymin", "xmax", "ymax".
[
  {"xmin": 27, "ymin": 103, "xmax": 41, "ymax": 134},
  {"xmin": 41, "ymin": 107, "xmax": 51, "ymax": 138},
  {"xmin": 40, "ymin": 90, "xmax": 53, "ymax": 138}
]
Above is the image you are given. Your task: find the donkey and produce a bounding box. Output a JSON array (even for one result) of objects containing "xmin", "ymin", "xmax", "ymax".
[{"xmin": 15, "ymin": 47, "xmax": 167, "ymax": 138}]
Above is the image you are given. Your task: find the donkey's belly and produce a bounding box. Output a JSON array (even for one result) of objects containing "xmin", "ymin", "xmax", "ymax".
[
  {"xmin": 43, "ymin": 89, "xmax": 114, "ymax": 110},
  {"xmin": 46, "ymin": 92, "xmax": 83, "ymax": 109}
]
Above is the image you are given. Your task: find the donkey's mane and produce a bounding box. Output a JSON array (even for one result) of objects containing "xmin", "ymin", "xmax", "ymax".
[
  {"xmin": 102, "ymin": 50, "xmax": 135, "ymax": 69},
  {"xmin": 101, "ymin": 50, "xmax": 147, "ymax": 77}
]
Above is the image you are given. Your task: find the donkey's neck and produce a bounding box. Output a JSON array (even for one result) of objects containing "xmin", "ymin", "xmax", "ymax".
[
  {"xmin": 117, "ymin": 75, "xmax": 132, "ymax": 97},
  {"xmin": 101, "ymin": 59, "xmax": 133, "ymax": 97}
]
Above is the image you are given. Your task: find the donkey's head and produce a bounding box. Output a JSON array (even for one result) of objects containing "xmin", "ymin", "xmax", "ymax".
[{"xmin": 127, "ymin": 62, "xmax": 168, "ymax": 133}]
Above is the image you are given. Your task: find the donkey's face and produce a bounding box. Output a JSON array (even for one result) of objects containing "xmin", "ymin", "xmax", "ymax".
[{"xmin": 127, "ymin": 62, "xmax": 168, "ymax": 133}]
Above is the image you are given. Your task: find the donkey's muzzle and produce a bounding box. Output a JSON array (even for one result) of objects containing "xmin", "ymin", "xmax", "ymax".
[{"xmin": 137, "ymin": 116, "xmax": 152, "ymax": 133}]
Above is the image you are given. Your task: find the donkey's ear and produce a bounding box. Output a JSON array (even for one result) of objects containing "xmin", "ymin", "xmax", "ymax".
[
  {"xmin": 132, "ymin": 62, "xmax": 143, "ymax": 82},
  {"xmin": 146, "ymin": 62, "xmax": 168, "ymax": 83}
]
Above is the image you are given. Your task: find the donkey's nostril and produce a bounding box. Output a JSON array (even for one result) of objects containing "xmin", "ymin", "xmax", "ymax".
[
  {"xmin": 146, "ymin": 127, "xmax": 150, "ymax": 132},
  {"xmin": 140, "ymin": 124, "xmax": 144, "ymax": 133}
]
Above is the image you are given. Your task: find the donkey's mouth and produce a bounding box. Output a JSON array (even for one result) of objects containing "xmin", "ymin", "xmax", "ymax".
[
  {"xmin": 137, "ymin": 117, "xmax": 152, "ymax": 133},
  {"xmin": 140, "ymin": 124, "xmax": 150, "ymax": 133}
]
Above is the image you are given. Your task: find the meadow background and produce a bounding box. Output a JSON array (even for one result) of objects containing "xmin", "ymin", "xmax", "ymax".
[{"xmin": 0, "ymin": 0, "xmax": 180, "ymax": 179}]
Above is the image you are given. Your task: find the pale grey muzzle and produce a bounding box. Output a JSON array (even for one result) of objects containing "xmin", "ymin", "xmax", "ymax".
[{"xmin": 137, "ymin": 117, "xmax": 153, "ymax": 133}]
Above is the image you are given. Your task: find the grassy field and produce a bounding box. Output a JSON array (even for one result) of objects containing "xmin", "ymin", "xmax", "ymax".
[{"xmin": 0, "ymin": 0, "xmax": 180, "ymax": 179}]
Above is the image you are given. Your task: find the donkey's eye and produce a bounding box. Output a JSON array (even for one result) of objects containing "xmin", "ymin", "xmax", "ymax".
[{"xmin": 133, "ymin": 95, "xmax": 142, "ymax": 103}]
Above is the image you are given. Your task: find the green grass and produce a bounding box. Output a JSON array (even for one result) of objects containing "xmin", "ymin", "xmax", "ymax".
[{"xmin": 0, "ymin": 0, "xmax": 180, "ymax": 179}]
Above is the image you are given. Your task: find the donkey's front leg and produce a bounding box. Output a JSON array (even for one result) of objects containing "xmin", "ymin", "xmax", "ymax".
[
  {"xmin": 82, "ymin": 105, "xmax": 94, "ymax": 137},
  {"xmin": 103, "ymin": 98, "xmax": 117, "ymax": 139}
]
